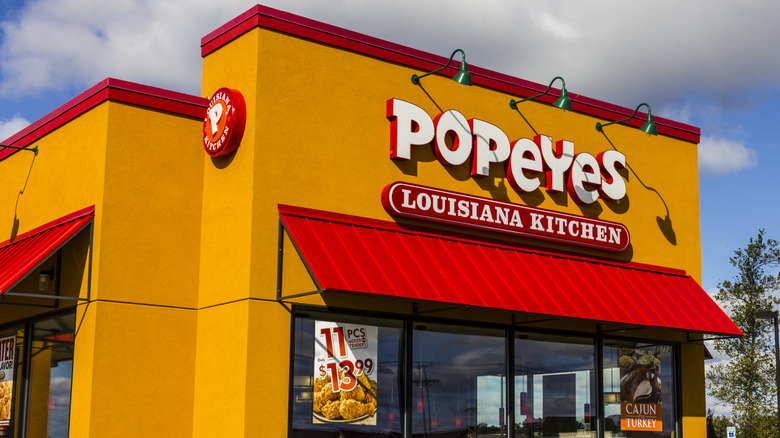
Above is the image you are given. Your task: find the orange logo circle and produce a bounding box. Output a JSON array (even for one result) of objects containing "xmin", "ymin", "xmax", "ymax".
[{"xmin": 202, "ymin": 88, "xmax": 246, "ymax": 158}]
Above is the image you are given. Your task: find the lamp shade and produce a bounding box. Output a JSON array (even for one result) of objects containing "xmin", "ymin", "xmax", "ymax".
[
  {"xmin": 640, "ymin": 113, "xmax": 657, "ymax": 135},
  {"xmin": 451, "ymin": 61, "xmax": 472, "ymax": 86},
  {"xmin": 553, "ymin": 87, "xmax": 571, "ymax": 111}
]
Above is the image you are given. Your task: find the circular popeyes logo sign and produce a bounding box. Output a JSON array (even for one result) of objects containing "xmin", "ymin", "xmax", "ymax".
[{"xmin": 203, "ymin": 88, "xmax": 246, "ymax": 158}]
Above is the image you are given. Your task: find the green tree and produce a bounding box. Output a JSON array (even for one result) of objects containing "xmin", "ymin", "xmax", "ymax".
[
  {"xmin": 706, "ymin": 408, "xmax": 732, "ymax": 438},
  {"xmin": 706, "ymin": 230, "xmax": 780, "ymax": 437}
]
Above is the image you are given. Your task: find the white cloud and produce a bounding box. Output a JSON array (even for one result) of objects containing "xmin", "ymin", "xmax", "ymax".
[
  {"xmin": 0, "ymin": 0, "xmax": 260, "ymax": 97},
  {"xmin": 1, "ymin": 0, "xmax": 780, "ymax": 115},
  {"xmin": 0, "ymin": 115, "xmax": 30, "ymax": 142},
  {"xmin": 698, "ymin": 135, "xmax": 758, "ymax": 176}
]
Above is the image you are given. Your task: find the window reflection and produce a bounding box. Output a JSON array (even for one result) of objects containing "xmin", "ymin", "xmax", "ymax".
[
  {"xmin": 411, "ymin": 323, "xmax": 506, "ymax": 437},
  {"xmin": 515, "ymin": 333, "xmax": 596, "ymax": 437},
  {"xmin": 31, "ymin": 314, "xmax": 76, "ymax": 438}
]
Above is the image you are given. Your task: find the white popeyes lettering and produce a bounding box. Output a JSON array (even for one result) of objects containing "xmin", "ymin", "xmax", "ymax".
[
  {"xmin": 568, "ymin": 152, "xmax": 601, "ymax": 204},
  {"xmin": 386, "ymin": 98, "xmax": 628, "ymax": 204},
  {"xmin": 539, "ymin": 136, "xmax": 574, "ymax": 193},
  {"xmin": 387, "ymin": 99, "xmax": 435, "ymax": 160},
  {"xmin": 507, "ymin": 138, "xmax": 543, "ymax": 193},
  {"xmin": 598, "ymin": 149, "xmax": 627, "ymax": 201},
  {"xmin": 434, "ymin": 110, "xmax": 472, "ymax": 166},
  {"xmin": 470, "ymin": 118, "xmax": 510, "ymax": 177}
]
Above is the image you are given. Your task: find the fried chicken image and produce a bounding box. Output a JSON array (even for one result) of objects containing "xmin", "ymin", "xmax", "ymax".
[
  {"xmin": 313, "ymin": 379, "xmax": 339, "ymax": 413},
  {"xmin": 339, "ymin": 399, "xmax": 375, "ymax": 420},
  {"xmin": 321, "ymin": 400, "xmax": 342, "ymax": 419},
  {"xmin": 312, "ymin": 372, "xmax": 377, "ymax": 422},
  {"xmin": 340, "ymin": 383, "xmax": 365, "ymax": 402}
]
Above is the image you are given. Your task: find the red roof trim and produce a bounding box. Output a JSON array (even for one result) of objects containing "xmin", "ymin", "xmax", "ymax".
[
  {"xmin": 279, "ymin": 204, "xmax": 741, "ymax": 336},
  {"xmin": 1, "ymin": 78, "xmax": 208, "ymax": 162},
  {"xmin": 202, "ymin": 5, "xmax": 700, "ymax": 143},
  {"xmin": 0, "ymin": 206, "xmax": 95, "ymax": 294}
]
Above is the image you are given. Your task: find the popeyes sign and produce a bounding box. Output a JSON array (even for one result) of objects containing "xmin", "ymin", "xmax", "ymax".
[
  {"xmin": 203, "ymin": 88, "xmax": 246, "ymax": 158},
  {"xmin": 385, "ymin": 98, "xmax": 630, "ymax": 251}
]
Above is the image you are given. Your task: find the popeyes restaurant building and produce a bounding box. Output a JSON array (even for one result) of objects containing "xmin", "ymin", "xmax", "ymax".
[{"xmin": 0, "ymin": 5, "xmax": 740, "ymax": 438}]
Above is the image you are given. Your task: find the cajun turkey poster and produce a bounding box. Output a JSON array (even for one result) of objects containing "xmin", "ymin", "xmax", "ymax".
[
  {"xmin": 619, "ymin": 348, "xmax": 662, "ymax": 431},
  {"xmin": 313, "ymin": 321, "xmax": 378, "ymax": 425}
]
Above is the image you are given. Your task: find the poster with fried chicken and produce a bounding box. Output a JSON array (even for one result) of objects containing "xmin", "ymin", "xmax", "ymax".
[
  {"xmin": 313, "ymin": 321, "xmax": 378, "ymax": 425},
  {"xmin": 619, "ymin": 348, "xmax": 662, "ymax": 431},
  {"xmin": 0, "ymin": 336, "xmax": 15, "ymax": 428}
]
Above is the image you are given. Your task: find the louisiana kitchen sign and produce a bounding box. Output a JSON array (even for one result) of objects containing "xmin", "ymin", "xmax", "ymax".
[{"xmin": 382, "ymin": 182, "xmax": 629, "ymax": 252}]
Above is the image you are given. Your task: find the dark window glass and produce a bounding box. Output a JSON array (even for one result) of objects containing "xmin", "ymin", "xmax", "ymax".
[
  {"xmin": 411, "ymin": 323, "xmax": 506, "ymax": 437},
  {"xmin": 515, "ymin": 333, "xmax": 596, "ymax": 437}
]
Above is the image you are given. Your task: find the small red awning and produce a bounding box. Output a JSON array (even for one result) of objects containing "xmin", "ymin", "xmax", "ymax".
[
  {"xmin": 0, "ymin": 206, "xmax": 94, "ymax": 294},
  {"xmin": 279, "ymin": 204, "xmax": 742, "ymax": 337}
]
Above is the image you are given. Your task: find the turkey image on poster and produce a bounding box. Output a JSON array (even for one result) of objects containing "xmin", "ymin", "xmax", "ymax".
[
  {"xmin": 0, "ymin": 336, "xmax": 15, "ymax": 428},
  {"xmin": 313, "ymin": 321, "xmax": 378, "ymax": 425},
  {"xmin": 619, "ymin": 348, "xmax": 662, "ymax": 431}
]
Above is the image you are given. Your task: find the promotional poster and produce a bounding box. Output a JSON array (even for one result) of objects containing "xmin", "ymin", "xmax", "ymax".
[
  {"xmin": 312, "ymin": 321, "xmax": 378, "ymax": 425},
  {"xmin": 0, "ymin": 336, "xmax": 15, "ymax": 428},
  {"xmin": 619, "ymin": 348, "xmax": 662, "ymax": 431}
]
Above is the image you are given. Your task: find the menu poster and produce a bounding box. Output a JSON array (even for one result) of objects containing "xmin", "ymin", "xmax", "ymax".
[
  {"xmin": 0, "ymin": 336, "xmax": 15, "ymax": 428},
  {"xmin": 619, "ymin": 348, "xmax": 662, "ymax": 431},
  {"xmin": 313, "ymin": 321, "xmax": 378, "ymax": 425}
]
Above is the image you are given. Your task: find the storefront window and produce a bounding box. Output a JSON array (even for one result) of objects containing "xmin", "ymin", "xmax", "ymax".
[
  {"xmin": 30, "ymin": 313, "xmax": 76, "ymax": 438},
  {"xmin": 291, "ymin": 313, "xmax": 402, "ymax": 437},
  {"xmin": 411, "ymin": 323, "xmax": 506, "ymax": 437},
  {"xmin": 515, "ymin": 333, "xmax": 596, "ymax": 437},
  {"xmin": 0, "ymin": 311, "xmax": 75, "ymax": 438},
  {"xmin": 602, "ymin": 340, "xmax": 676, "ymax": 438},
  {"xmin": 290, "ymin": 311, "xmax": 680, "ymax": 438}
]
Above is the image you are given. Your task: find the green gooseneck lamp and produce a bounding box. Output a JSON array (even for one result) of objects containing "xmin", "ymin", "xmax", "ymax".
[
  {"xmin": 411, "ymin": 48, "xmax": 472, "ymax": 87},
  {"xmin": 596, "ymin": 102, "xmax": 658, "ymax": 136},
  {"xmin": 509, "ymin": 76, "xmax": 571, "ymax": 112}
]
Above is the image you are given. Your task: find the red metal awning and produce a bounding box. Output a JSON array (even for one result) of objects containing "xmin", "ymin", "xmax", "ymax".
[
  {"xmin": 0, "ymin": 206, "xmax": 95, "ymax": 294},
  {"xmin": 279, "ymin": 204, "xmax": 741, "ymax": 336}
]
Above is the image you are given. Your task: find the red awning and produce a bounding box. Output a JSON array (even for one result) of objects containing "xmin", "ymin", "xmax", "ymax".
[
  {"xmin": 0, "ymin": 206, "xmax": 95, "ymax": 294},
  {"xmin": 279, "ymin": 204, "xmax": 742, "ymax": 336}
]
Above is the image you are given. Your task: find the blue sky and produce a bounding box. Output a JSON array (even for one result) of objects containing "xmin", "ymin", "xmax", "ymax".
[{"xmin": 1, "ymin": 0, "xmax": 778, "ymax": 414}]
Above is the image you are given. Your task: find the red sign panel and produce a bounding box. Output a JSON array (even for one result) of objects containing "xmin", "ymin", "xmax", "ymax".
[
  {"xmin": 382, "ymin": 182, "xmax": 629, "ymax": 252},
  {"xmin": 202, "ymin": 88, "xmax": 246, "ymax": 158}
]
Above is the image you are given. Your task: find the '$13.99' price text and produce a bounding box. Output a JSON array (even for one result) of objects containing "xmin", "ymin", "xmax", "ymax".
[{"xmin": 319, "ymin": 326, "xmax": 374, "ymax": 393}]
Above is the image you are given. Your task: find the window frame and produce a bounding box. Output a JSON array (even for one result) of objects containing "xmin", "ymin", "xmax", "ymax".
[{"xmin": 288, "ymin": 304, "xmax": 682, "ymax": 438}]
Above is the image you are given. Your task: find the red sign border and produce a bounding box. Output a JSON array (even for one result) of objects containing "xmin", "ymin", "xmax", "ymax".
[{"xmin": 382, "ymin": 182, "xmax": 630, "ymax": 252}]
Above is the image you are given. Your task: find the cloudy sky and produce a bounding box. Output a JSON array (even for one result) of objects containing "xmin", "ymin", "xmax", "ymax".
[{"xmin": 1, "ymin": 0, "xmax": 778, "ymax": 416}]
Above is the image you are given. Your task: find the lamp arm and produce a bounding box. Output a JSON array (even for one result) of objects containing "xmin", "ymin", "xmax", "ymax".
[
  {"xmin": 0, "ymin": 143, "xmax": 38, "ymax": 155},
  {"xmin": 596, "ymin": 103, "xmax": 652, "ymax": 132},
  {"xmin": 509, "ymin": 76, "xmax": 566, "ymax": 109},
  {"xmin": 412, "ymin": 49, "xmax": 467, "ymax": 85}
]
